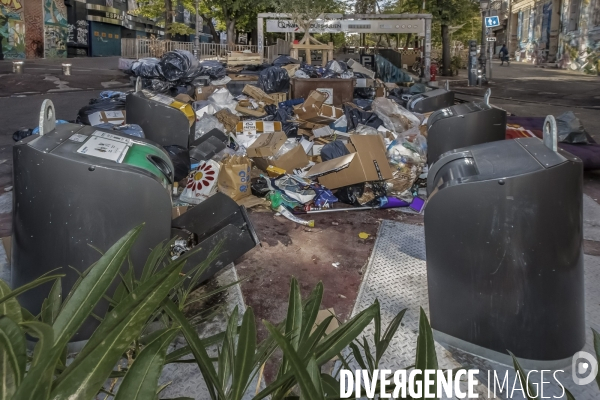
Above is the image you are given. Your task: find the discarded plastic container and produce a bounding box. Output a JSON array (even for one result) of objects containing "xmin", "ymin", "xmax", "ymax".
[
  {"xmin": 425, "ymin": 117, "xmax": 585, "ymax": 366},
  {"xmin": 62, "ymin": 63, "xmax": 72, "ymax": 76},
  {"xmin": 12, "ymin": 61, "xmax": 24, "ymax": 74}
]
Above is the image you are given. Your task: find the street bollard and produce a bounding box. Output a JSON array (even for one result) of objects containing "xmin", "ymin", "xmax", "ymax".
[
  {"xmin": 12, "ymin": 61, "xmax": 24, "ymax": 74},
  {"xmin": 62, "ymin": 63, "xmax": 72, "ymax": 76}
]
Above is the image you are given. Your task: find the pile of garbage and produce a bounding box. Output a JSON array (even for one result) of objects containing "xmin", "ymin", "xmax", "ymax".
[
  {"xmin": 127, "ymin": 50, "xmax": 228, "ymax": 95},
  {"xmin": 13, "ymin": 52, "xmax": 437, "ymax": 226}
]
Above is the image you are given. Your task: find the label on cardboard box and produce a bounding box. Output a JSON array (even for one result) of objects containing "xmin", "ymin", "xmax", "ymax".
[
  {"xmin": 316, "ymin": 88, "xmax": 333, "ymax": 105},
  {"xmin": 242, "ymin": 121, "xmax": 257, "ymax": 134},
  {"xmin": 262, "ymin": 121, "xmax": 275, "ymax": 132}
]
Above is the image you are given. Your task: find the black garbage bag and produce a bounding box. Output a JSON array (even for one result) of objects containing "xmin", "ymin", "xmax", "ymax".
[
  {"xmin": 272, "ymin": 55, "xmax": 300, "ymax": 66},
  {"xmin": 159, "ymin": 50, "xmax": 199, "ymax": 82},
  {"xmin": 336, "ymin": 183, "xmax": 365, "ymax": 206},
  {"xmin": 556, "ymin": 111, "xmax": 589, "ymax": 144},
  {"xmin": 353, "ymin": 99, "xmax": 373, "ymax": 110},
  {"xmin": 163, "ymin": 145, "xmax": 191, "ymax": 182},
  {"xmin": 129, "ymin": 58, "xmax": 163, "ymax": 79},
  {"xmin": 299, "ymin": 63, "xmax": 320, "ymax": 78},
  {"xmin": 321, "ymin": 140, "xmax": 350, "ymax": 162},
  {"xmin": 258, "ymin": 66, "xmax": 290, "ymax": 94},
  {"xmin": 354, "ymin": 87, "xmax": 376, "ymax": 100},
  {"xmin": 264, "ymin": 104, "xmax": 298, "ymax": 138},
  {"xmin": 13, "ymin": 129, "xmax": 33, "ymax": 142},
  {"xmin": 387, "ymin": 87, "xmax": 410, "ymax": 106},
  {"xmin": 197, "ymin": 60, "xmax": 226, "ymax": 80},
  {"xmin": 343, "ymin": 104, "xmax": 383, "ymax": 131},
  {"xmin": 76, "ymin": 98, "xmax": 126, "ymax": 125}
]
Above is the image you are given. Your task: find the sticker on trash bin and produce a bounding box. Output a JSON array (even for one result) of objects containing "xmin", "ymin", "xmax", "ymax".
[
  {"xmin": 68, "ymin": 133, "xmax": 88, "ymax": 143},
  {"xmin": 242, "ymin": 121, "xmax": 257, "ymax": 134},
  {"xmin": 77, "ymin": 136, "xmax": 129, "ymax": 162},
  {"xmin": 316, "ymin": 88, "xmax": 333, "ymax": 105},
  {"xmin": 92, "ymin": 130, "xmax": 132, "ymax": 144},
  {"xmin": 151, "ymin": 93, "xmax": 175, "ymax": 105}
]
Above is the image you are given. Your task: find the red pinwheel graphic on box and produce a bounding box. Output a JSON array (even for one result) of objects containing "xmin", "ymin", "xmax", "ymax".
[{"xmin": 180, "ymin": 160, "xmax": 220, "ymax": 204}]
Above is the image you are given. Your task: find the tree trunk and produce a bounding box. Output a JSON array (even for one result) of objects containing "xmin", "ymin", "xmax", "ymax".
[
  {"xmin": 226, "ymin": 19, "xmax": 235, "ymax": 46},
  {"xmin": 164, "ymin": 0, "xmax": 172, "ymax": 40},
  {"xmin": 441, "ymin": 24, "xmax": 451, "ymax": 76},
  {"xmin": 405, "ymin": 33, "xmax": 412, "ymax": 48},
  {"xmin": 201, "ymin": 14, "xmax": 219, "ymax": 43}
]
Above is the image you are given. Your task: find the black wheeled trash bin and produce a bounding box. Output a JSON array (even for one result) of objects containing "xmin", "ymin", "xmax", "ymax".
[{"xmin": 425, "ymin": 116, "xmax": 585, "ymax": 365}]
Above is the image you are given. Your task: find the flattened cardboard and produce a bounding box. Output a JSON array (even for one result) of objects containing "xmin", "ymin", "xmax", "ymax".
[
  {"xmin": 242, "ymin": 85, "xmax": 276, "ymax": 105},
  {"xmin": 306, "ymin": 153, "xmax": 355, "ymax": 177},
  {"xmin": 235, "ymin": 104, "xmax": 267, "ymax": 117},
  {"xmin": 306, "ymin": 135, "xmax": 392, "ymax": 189},
  {"xmin": 246, "ymin": 132, "xmax": 288, "ymax": 158}
]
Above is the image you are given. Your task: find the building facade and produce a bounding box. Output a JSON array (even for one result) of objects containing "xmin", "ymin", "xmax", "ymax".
[
  {"xmin": 504, "ymin": 0, "xmax": 599, "ymax": 74},
  {"xmin": 1, "ymin": 0, "xmax": 211, "ymax": 59}
]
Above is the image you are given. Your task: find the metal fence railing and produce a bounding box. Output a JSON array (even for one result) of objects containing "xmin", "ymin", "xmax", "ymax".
[{"xmin": 121, "ymin": 38, "xmax": 291, "ymax": 63}]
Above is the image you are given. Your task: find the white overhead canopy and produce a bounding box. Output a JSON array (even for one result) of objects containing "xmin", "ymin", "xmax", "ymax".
[{"xmin": 256, "ymin": 13, "xmax": 433, "ymax": 81}]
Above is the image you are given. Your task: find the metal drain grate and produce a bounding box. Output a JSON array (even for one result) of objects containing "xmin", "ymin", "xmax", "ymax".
[{"xmin": 342, "ymin": 220, "xmax": 600, "ymax": 400}]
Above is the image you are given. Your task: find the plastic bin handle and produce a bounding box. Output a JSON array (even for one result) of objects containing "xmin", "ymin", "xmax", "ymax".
[
  {"xmin": 38, "ymin": 99, "xmax": 56, "ymax": 136},
  {"xmin": 543, "ymin": 115, "xmax": 558, "ymax": 152},
  {"xmin": 147, "ymin": 154, "xmax": 174, "ymax": 184},
  {"xmin": 484, "ymin": 88, "xmax": 491, "ymax": 106}
]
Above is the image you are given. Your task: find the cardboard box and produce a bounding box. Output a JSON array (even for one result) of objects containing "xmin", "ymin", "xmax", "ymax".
[
  {"xmin": 242, "ymin": 85, "xmax": 276, "ymax": 105},
  {"xmin": 88, "ymin": 110, "xmax": 126, "ymax": 126},
  {"xmin": 283, "ymin": 64, "xmax": 301, "ymax": 77},
  {"xmin": 247, "ymin": 132, "xmax": 309, "ymax": 172},
  {"xmin": 174, "ymin": 94, "xmax": 194, "ymax": 104},
  {"xmin": 294, "ymin": 91, "xmax": 343, "ymax": 124},
  {"xmin": 236, "ymin": 121, "xmax": 282, "ymax": 133},
  {"xmin": 2, "ymin": 236, "xmax": 11, "ymax": 263},
  {"xmin": 172, "ymin": 206, "xmax": 188, "ymax": 219},
  {"xmin": 195, "ymin": 85, "xmax": 220, "ymax": 101},
  {"xmin": 306, "ymin": 135, "xmax": 393, "ymax": 189},
  {"xmin": 235, "ymin": 104, "xmax": 267, "ymax": 117},
  {"xmin": 271, "ymin": 92, "xmax": 287, "ymax": 103},
  {"xmin": 253, "ymin": 145, "xmax": 309, "ymax": 173},
  {"xmin": 228, "ymin": 74, "xmax": 259, "ymax": 81}
]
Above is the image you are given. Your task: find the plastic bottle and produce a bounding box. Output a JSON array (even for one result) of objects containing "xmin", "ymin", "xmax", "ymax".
[{"xmin": 269, "ymin": 191, "xmax": 283, "ymax": 210}]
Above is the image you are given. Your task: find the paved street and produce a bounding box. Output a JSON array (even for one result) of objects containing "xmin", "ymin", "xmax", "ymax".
[{"xmin": 449, "ymin": 60, "xmax": 600, "ymax": 142}]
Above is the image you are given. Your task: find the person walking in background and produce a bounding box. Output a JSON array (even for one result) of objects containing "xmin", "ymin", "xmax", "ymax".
[{"xmin": 499, "ymin": 44, "xmax": 510, "ymax": 66}]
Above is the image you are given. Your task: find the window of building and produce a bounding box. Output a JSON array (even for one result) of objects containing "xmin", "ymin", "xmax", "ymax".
[
  {"xmin": 521, "ymin": 9, "xmax": 530, "ymax": 40},
  {"xmin": 592, "ymin": 0, "xmax": 600, "ymax": 27},
  {"xmin": 568, "ymin": 0, "xmax": 581, "ymax": 31}
]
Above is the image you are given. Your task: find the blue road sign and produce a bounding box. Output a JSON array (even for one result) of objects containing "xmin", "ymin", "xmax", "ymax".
[{"xmin": 485, "ymin": 16, "xmax": 500, "ymax": 27}]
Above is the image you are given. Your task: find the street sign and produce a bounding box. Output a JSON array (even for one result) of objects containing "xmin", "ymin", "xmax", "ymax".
[
  {"xmin": 485, "ymin": 16, "xmax": 500, "ymax": 27},
  {"xmin": 486, "ymin": 37, "xmax": 497, "ymax": 41}
]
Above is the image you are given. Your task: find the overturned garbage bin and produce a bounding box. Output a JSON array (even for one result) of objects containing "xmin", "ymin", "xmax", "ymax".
[
  {"xmin": 12, "ymin": 100, "xmax": 259, "ymax": 341},
  {"xmin": 425, "ymin": 116, "xmax": 585, "ymax": 365},
  {"xmin": 406, "ymin": 86, "xmax": 454, "ymax": 114},
  {"xmin": 426, "ymin": 89, "xmax": 506, "ymax": 166},
  {"xmin": 126, "ymin": 78, "xmax": 195, "ymax": 148}
]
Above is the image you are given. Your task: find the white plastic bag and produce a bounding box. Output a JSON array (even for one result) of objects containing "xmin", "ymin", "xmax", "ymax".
[
  {"xmin": 180, "ymin": 160, "xmax": 220, "ymax": 204},
  {"xmin": 371, "ymin": 97, "xmax": 420, "ymax": 134},
  {"xmin": 194, "ymin": 114, "xmax": 225, "ymax": 140}
]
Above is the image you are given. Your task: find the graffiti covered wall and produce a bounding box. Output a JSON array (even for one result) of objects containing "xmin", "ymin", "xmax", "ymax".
[
  {"xmin": 0, "ymin": 0, "xmax": 25, "ymax": 59},
  {"xmin": 557, "ymin": 0, "xmax": 600, "ymax": 75},
  {"xmin": 44, "ymin": 0, "xmax": 68, "ymax": 58}
]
